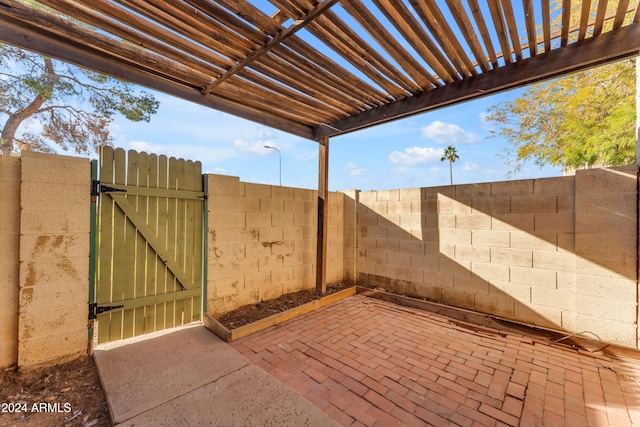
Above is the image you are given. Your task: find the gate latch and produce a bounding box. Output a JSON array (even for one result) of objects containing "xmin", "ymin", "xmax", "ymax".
[
  {"xmin": 89, "ymin": 302, "xmax": 125, "ymax": 320},
  {"xmin": 91, "ymin": 180, "xmax": 127, "ymax": 196}
]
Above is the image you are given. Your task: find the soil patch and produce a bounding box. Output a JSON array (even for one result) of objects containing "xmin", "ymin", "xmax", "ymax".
[
  {"xmin": 0, "ymin": 357, "xmax": 110, "ymax": 427},
  {"xmin": 216, "ymin": 281, "xmax": 354, "ymax": 329}
]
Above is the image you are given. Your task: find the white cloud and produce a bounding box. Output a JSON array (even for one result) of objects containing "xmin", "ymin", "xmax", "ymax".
[
  {"xmin": 120, "ymin": 139, "xmax": 236, "ymax": 165},
  {"xmin": 462, "ymin": 162, "xmax": 480, "ymax": 172},
  {"xmin": 128, "ymin": 140, "xmax": 174, "ymax": 154},
  {"xmin": 206, "ymin": 167, "xmax": 227, "ymax": 174},
  {"xmin": 234, "ymin": 139, "xmax": 279, "ymax": 156},
  {"xmin": 421, "ymin": 121, "xmax": 480, "ymax": 144},
  {"xmin": 249, "ymin": 177, "xmax": 268, "ymax": 184},
  {"xmin": 389, "ymin": 146, "xmax": 444, "ymax": 166},
  {"xmin": 345, "ymin": 162, "xmax": 367, "ymax": 176}
]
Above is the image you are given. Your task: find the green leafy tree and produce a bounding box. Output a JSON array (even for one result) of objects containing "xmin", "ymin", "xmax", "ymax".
[
  {"xmin": 486, "ymin": 0, "xmax": 637, "ymax": 174},
  {"xmin": 0, "ymin": 45, "xmax": 159, "ymax": 156},
  {"xmin": 440, "ymin": 145, "xmax": 459, "ymax": 185},
  {"xmin": 487, "ymin": 60, "xmax": 635, "ymax": 173}
]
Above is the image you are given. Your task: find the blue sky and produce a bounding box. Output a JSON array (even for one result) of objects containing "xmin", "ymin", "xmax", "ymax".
[{"xmin": 108, "ymin": 88, "xmax": 563, "ymax": 192}]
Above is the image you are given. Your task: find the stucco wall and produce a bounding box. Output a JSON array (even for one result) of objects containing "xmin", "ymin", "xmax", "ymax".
[{"xmin": 349, "ymin": 167, "xmax": 639, "ymax": 348}]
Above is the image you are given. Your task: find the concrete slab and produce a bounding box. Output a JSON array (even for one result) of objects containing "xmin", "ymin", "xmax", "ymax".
[
  {"xmin": 93, "ymin": 323, "xmax": 339, "ymax": 426},
  {"xmin": 94, "ymin": 324, "xmax": 244, "ymax": 423},
  {"xmin": 118, "ymin": 364, "xmax": 337, "ymax": 427}
]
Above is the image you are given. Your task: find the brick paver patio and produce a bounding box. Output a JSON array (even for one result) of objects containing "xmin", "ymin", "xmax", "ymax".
[{"xmin": 232, "ymin": 295, "xmax": 640, "ymax": 426}]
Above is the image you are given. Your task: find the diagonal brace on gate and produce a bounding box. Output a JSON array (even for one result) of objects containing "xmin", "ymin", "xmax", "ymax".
[{"xmin": 109, "ymin": 193, "xmax": 196, "ymax": 291}]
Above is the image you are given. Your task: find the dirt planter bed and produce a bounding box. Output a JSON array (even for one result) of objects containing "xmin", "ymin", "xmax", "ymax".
[
  {"xmin": 203, "ymin": 284, "xmax": 506, "ymax": 343},
  {"xmin": 204, "ymin": 285, "xmax": 640, "ymax": 360},
  {"xmin": 204, "ymin": 287, "xmax": 357, "ymax": 342}
]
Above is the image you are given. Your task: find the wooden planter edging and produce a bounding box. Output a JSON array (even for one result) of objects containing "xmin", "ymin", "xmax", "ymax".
[
  {"xmin": 204, "ymin": 287, "xmax": 357, "ymax": 342},
  {"xmin": 204, "ymin": 285, "xmax": 495, "ymax": 343},
  {"xmin": 204, "ymin": 285, "xmax": 639, "ymax": 358}
]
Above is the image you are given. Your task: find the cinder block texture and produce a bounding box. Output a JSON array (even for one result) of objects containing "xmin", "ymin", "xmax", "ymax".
[
  {"xmin": 573, "ymin": 167, "xmax": 638, "ymax": 347},
  {"xmin": 354, "ymin": 169, "xmax": 639, "ymax": 348},
  {"xmin": 326, "ymin": 192, "xmax": 344, "ymax": 283},
  {"xmin": 0, "ymin": 156, "xmax": 20, "ymax": 368},
  {"xmin": 18, "ymin": 152, "xmax": 90, "ymax": 368},
  {"xmin": 206, "ymin": 176, "xmax": 345, "ymax": 315}
]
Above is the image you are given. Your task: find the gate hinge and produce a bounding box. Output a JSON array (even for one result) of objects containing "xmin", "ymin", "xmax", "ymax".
[
  {"xmin": 89, "ymin": 302, "xmax": 124, "ymax": 320},
  {"xmin": 91, "ymin": 180, "xmax": 127, "ymax": 196}
]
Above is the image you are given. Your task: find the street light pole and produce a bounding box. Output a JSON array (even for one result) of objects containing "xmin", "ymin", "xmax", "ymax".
[{"xmin": 264, "ymin": 145, "xmax": 281, "ymax": 186}]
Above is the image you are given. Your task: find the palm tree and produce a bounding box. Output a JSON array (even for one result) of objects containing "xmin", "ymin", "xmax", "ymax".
[{"xmin": 441, "ymin": 145, "xmax": 459, "ymax": 185}]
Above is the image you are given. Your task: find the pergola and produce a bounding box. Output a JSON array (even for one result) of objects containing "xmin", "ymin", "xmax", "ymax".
[{"xmin": 1, "ymin": 0, "xmax": 639, "ymax": 292}]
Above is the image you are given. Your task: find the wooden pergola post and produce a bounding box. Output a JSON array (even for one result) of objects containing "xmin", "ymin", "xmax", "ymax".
[
  {"xmin": 636, "ymin": 57, "xmax": 640, "ymax": 166},
  {"xmin": 636, "ymin": 56, "xmax": 639, "ymax": 351},
  {"xmin": 316, "ymin": 137, "xmax": 329, "ymax": 295}
]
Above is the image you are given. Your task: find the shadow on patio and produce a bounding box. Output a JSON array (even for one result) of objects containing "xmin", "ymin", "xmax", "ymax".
[{"xmin": 233, "ymin": 294, "xmax": 640, "ymax": 427}]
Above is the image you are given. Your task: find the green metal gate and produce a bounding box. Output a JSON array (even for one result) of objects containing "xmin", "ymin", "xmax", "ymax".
[{"xmin": 91, "ymin": 147, "xmax": 205, "ymax": 343}]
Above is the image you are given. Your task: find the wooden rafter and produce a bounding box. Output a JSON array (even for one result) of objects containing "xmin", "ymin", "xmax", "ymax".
[
  {"xmin": 0, "ymin": 0, "xmax": 637, "ymax": 143},
  {"xmin": 201, "ymin": 0, "xmax": 339, "ymax": 95},
  {"xmin": 487, "ymin": 0, "xmax": 512, "ymax": 65},
  {"xmin": 340, "ymin": 0, "xmax": 437, "ymax": 90},
  {"xmin": 410, "ymin": 0, "xmax": 477, "ymax": 77},
  {"xmin": 467, "ymin": 0, "xmax": 499, "ymax": 68},
  {"xmin": 594, "ymin": 0, "xmax": 609, "ymax": 36},
  {"xmin": 496, "ymin": 4, "xmax": 640, "ymax": 63},
  {"xmin": 289, "ymin": 10, "xmax": 403, "ymax": 98},
  {"xmin": 315, "ymin": 23, "xmax": 640, "ymax": 138},
  {"xmin": 312, "ymin": 8, "xmax": 416, "ymax": 96},
  {"xmin": 373, "ymin": 0, "xmax": 457, "ymax": 83},
  {"xmin": 614, "ymin": 0, "xmax": 631, "ymax": 29},
  {"xmin": 500, "ymin": 0, "xmax": 522, "ymax": 61},
  {"xmin": 0, "ymin": 4, "xmax": 314, "ymax": 139},
  {"xmin": 560, "ymin": 0, "xmax": 571, "ymax": 46},
  {"xmin": 542, "ymin": 0, "xmax": 552, "ymax": 52},
  {"xmin": 445, "ymin": 0, "xmax": 490, "ymax": 72},
  {"xmin": 578, "ymin": 0, "xmax": 591, "ymax": 42}
]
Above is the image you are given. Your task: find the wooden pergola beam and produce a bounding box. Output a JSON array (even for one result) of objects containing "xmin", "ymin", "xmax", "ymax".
[
  {"xmin": 314, "ymin": 23, "xmax": 640, "ymax": 139},
  {"xmin": 0, "ymin": 10, "xmax": 314, "ymax": 140}
]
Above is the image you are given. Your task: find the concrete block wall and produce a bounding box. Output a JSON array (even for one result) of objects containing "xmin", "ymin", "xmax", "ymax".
[
  {"xmin": 342, "ymin": 190, "xmax": 359, "ymax": 281},
  {"xmin": 0, "ymin": 152, "xmax": 90, "ymax": 369},
  {"xmin": 206, "ymin": 175, "xmax": 344, "ymax": 316},
  {"xmin": 326, "ymin": 192, "xmax": 345, "ymax": 283},
  {"xmin": 352, "ymin": 168, "xmax": 639, "ymax": 348},
  {"xmin": 18, "ymin": 152, "xmax": 90, "ymax": 367},
  {"xmin": 0, "ymin": 156, "xmax": 20, "ymax": 368},
  {"xmin": 573, "ymin": 167, "xmax": 638, "ymax": 346},
  {"xmin": 2, "ymin": 153, "xmax": 637, "ymax": 366}
]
